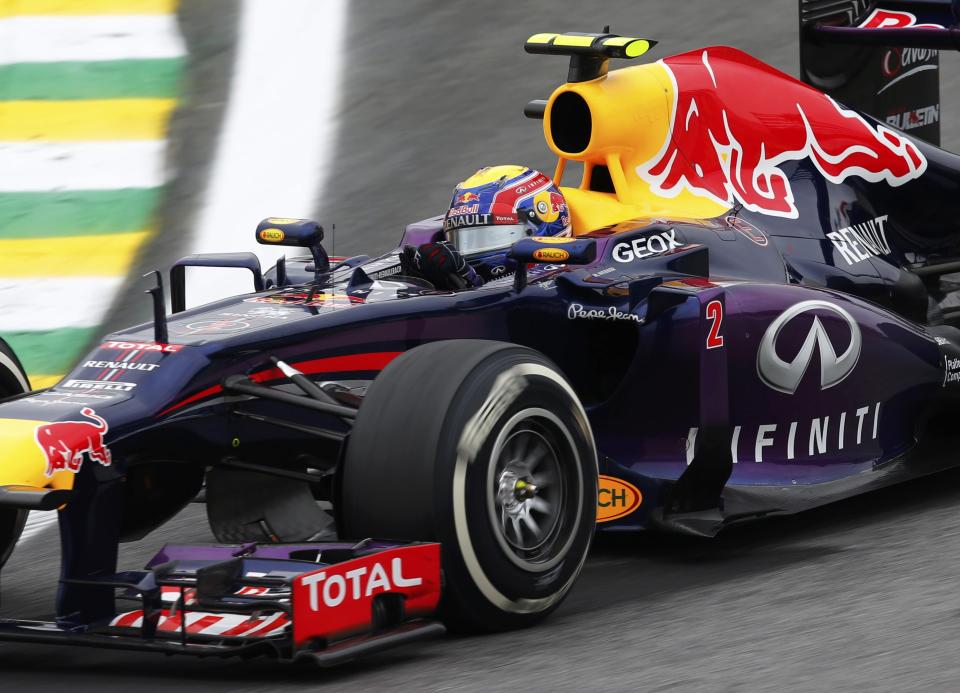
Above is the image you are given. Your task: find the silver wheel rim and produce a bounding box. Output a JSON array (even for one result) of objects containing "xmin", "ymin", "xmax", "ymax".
[{"xmin": 486, "ymin": 407, "xmax": 581, "ymax": 572}]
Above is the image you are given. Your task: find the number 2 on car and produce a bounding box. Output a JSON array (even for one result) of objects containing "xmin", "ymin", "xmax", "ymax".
[{"xmin": 705, "ymin": 300, "xmax": 724, "ymax": 349}]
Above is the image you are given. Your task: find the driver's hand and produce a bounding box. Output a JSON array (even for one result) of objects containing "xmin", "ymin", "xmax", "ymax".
[{"xmin": 414, "ymin": 241, "xmax": 481, "ymax": 290}]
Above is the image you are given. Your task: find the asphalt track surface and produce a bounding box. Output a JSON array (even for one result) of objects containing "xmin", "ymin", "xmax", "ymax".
[{"xmin": 8, "ymin": 0, "xmax": 960, "ymax": 690}]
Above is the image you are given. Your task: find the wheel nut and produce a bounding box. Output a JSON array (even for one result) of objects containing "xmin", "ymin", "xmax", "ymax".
[{"xmin": 514, "ymin": 479, "xmax": 538, "ymax": 500}]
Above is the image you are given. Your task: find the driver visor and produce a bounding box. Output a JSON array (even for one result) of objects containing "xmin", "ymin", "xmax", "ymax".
[{"xmin": 447, "ymin": 224, "xmax": 530, "ymax": 257}]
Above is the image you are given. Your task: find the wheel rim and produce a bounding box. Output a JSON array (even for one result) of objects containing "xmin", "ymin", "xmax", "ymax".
[{"xmin": 486, "ymin": 407, "xmax": 582, "ymax": 572}]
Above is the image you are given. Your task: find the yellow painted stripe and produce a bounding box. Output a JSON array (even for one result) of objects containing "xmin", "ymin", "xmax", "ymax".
[
  {"xmin": 0, "ymin": 0, "xmax": 175, "ymax": 16},
  {"xmin": 603, "ymin": 36, "xmax": 637, "ymax": 47},
  {"xmin": 0, "ymin": 99, "xmax": 174, "ymax": 141},
  {"xmin": 625, "ymin": 40, "xmax": 651, "ymax": 58},
  {"xmin": 29, "ymin": 374, "xmax": 62, "ymax": 389},
  {"xmin": 526, "ymin": 33, "xmax": 558, "ymax": 44},
  {"xmin": 554, "ymin": 35, "xmax": 595, "ymax": 48},
  {"xmin": 0, "ymin": 231, "xmax": 149, "ymax": 275}
]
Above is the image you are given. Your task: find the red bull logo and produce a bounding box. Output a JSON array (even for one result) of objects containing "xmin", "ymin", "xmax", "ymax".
[
  {"xmin": 637, "ymin": 47, "xmax": 927, "ymax": 219},
  {"xmin": 859, "ymin": 9, "xmax": 944, "ymax": 30},
  {"xmin": 456, "ymin": 191, "xmax": 480, "ymax": 204},
  {"xmin": 35, "ymin": 407, "xmax": 111, "ymax": 477}
]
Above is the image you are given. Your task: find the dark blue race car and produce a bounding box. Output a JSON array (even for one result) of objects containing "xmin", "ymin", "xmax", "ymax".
[{"xmin": 0, "ymin": 2, "xmax": 959, "ymax": 665}]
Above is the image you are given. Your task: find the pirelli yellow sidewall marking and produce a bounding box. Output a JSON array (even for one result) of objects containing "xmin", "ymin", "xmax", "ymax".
[{"xmin": 0, "ymin": 418, "xmax": 74, "ymax": 490}]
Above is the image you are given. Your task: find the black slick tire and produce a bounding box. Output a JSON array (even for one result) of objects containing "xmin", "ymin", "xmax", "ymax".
[
  {"xmin": 340, "ymin": 339, "xmax": 597, "ymax": 632},
  {"xmin": 0, "ymin": 337, "xmax": 30, "ymax": 568}
]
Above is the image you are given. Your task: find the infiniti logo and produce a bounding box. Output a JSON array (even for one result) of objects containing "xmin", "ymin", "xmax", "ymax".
[{"xmin": 756, "ymin": 300, "xmax": 861, "ymax": 395}]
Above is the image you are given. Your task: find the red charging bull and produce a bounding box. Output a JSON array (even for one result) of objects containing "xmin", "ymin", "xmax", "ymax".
[
  {"xmin": 35, "ymin": 407, "xmax": 112, "ymax": 477},
  {"xmin": 637, "ymin": 46, "xmax": 927, "ymax": 218}
]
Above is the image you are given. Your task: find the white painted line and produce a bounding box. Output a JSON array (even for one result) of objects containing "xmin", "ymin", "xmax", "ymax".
[
  {"xmin": 190, "ymin": 0, "xmax": 348, "ymax": 307},
  {"xmin": 20, "ymin": 511, "xmax": 58, "ymax": 542},
  {"xmin": 0, "ymin": 141, "xmax": 167, "ymax": 191},
  {"xmin": 0, "ymin": 276, "xmax": 122, "ymax": 330},
  {"xmin": 0, "ymin": 15, "xmax": 185, "ymax": 64}
]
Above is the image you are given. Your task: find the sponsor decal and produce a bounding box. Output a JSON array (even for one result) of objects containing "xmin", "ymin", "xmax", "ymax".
[
  {"xmin": 221, "ymin": 307, "xmax": 295, "ymax": 320},
  {"xmin": 447, "ymin": 203, "xmax": 479, "ymax": 216},
  {"xmin": 23, "ymin": 391, "xmax": 117, "ymax": 406},
  {"xmin": 532, "ymin": 236, "xmax": 575, "ymax": 244},
  {"xmin": 638, "ymin": 47, "xmax": 927, "ymax": 219},
  {"xmin": 178, "ymin": 307, "xmax": 296, "ymax": 334},
  {"xmin": 568, "ymin": 303, "xmax": 641, "ymax": 323},
  {"xmin": 101, "ymin": 341, "xmax": 183, "ymax": 353},
  {"xmin": 596, "ymin": 475, "xmax": 642, "ymax": 522},
  {"xmin": 612, "ymin": 228, "xmax": 682, "ymax": 262},
  {"xmin": 259, "ymin": 228, "xmax": 286, "ymax": 243},
  {"xmin": 182, "ymin": 319, "xmax": 250, "ymax": 333},
  {"xmin": 300, "ymin": 557, "xmax": 423, "ymax": 609},
  {"xmin": 35, "ymin": 407, "xmax": 111, "ymax": 477},
  {"xmin": 882, "ymin": 47, "xmax": 937, "ymax": 78},
  {"xmin": 63, "ymin": 379, "xmax": 136, "ymax": 393},
  {"xmin": 490, "ymin": 265, "xmax": 507, "ymax": 276},
  {"xmin": 247, "ymin": 291, "xmax": 363, "ymax": 307},
  {"xmin": 935, "ymin": 336, "xmax": 950, "ymax": 346},
  {"xmin": 444, "ymin": 213, "xmax": 491, "ymax": 230},
  {"xmin": 944, "ymin": 356, "xmax": 960, "ymax": 387},
  {"xmin": 859, "ymin": 8, "xmax": 944, "ymax": 29},
  {"xmin": 879, "ymin": 47, "xmax": 938, "ymax": 96},
  {"xmin": 886, "ymin": 105, "xmax": 939, "ymax": 132},
  {"xmin": 757, "ymin": 300, "xmax": 861, "ymax": 394},
  {"xmin": 455, "ymin": 191, "xmax": 479, "ymax": 204},
  {"xmin": 83, "ymin": 360, "xmax": 159, "ymax": 372},
  {"xmin": 532, "ymin": 190, "xmax": 567, "ymax": 223},
  {"xmin": 533, "ymin": 248, "xmax": 569, "ymax": 262},
  {"xmin": 827, "ymin": 214, "xmax": 891, "ymax": 266},
  {"xmin": 266, "ymin": 217, "xmax": 303, "ymax": 224},
  {"xmin": 687, "ymin": 401, "xmax": 881, "ymax": 464},
  {"xmin": 292, "ymin": 545, "xmax": 440, "ymax": 645},
  {"xmin": 726, "ymin": 215, "xmax": 768, "ymax": 246}
]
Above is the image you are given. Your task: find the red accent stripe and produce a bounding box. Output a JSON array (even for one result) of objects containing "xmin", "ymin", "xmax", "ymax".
[
  {"xmin": 157, "ymin": 613, "xmax": 182, "ymax": 632},
  {"xmin": 219, "ymin": 615, "xmax": 270, "ymax": 638},
  {"xmin": 158, "ymin": 351, "xmax": 402, "ymax": 416},
  {"xmin": 187, "ymin": 614, "xmax": 223, "ymax": 634},
  {"xmin": 113, "ymin": 610, "xmax": 143, "ymax": 628}
]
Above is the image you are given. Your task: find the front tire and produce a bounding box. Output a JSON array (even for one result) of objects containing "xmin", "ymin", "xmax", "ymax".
[
  {"xmin": 341, "ymin": 340, "xmax": 597, "ymax": 631},
  {"xmin": 0, "ymin": 337, "xmax": 30, "ymax": 569}
]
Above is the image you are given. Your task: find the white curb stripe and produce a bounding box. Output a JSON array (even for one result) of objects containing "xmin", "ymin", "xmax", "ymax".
[
  {"xmin": 0, "ymin": 15, "xmax": 185, "ymax": 64},
  {"xmin": 0, "ymin": 276, "xmax": 123, "ymax": 330},
  {"xmin": 0, "ymin": 141, "xmax": 167, "ymax": 191},
  {"xmin": 190, "ymin": 0, "xmax": 348, "ymax": 307}
]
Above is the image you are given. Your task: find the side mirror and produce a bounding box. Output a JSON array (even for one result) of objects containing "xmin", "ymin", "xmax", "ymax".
[
  {"xmin": 255, "ymin": 217, "xmax": 329, "ymax": 274},
  {"xmin": 509, "ymin": 236, "xmax": 597, "ymax": 265},
  {"xmin": 508, "ymin": 236, "xmax": 597, "ymax": 292}
]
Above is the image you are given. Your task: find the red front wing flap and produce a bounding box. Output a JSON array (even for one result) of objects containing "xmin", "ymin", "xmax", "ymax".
[{"xmin": 292, "ymin": 543, "xmax": 442, "ymax": 650}]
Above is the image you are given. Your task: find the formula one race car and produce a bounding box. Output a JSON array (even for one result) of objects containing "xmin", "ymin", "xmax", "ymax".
[{"xmin": 1, "ymin": 0, "xmax": 960, "ymax": 665}]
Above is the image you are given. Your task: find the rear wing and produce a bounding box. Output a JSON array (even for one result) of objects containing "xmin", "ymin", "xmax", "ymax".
[{"xmin": 799, "ymin": 0, "xmax": 960, "ymax": 145}]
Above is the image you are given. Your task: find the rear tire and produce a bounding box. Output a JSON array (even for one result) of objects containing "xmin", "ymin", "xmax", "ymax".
[
  {"xmin": 0, "ymin": 338, "xmax": 30, "ymax": 569},
  {"xmin": 341, "ymin": 340, "xmax": 597, "ymax": 632}
]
